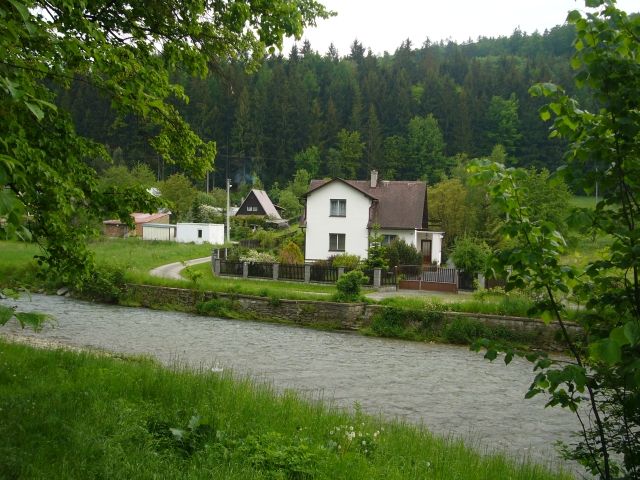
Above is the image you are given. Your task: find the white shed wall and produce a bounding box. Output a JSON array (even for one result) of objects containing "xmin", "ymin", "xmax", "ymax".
[
  {"xmin": 142, "ymin": 224, "xmax": 176, "ymax": 241},
  {"xmin": 176, "ymin": 223, "xmax": 225, "ymax": 245},
  {"xmin": 305, "ymin": 182, "xmax": 371, "ymax": 261}
]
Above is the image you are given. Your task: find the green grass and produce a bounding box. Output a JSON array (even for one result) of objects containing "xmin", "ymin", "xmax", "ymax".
[
  {"xmin": 89, "ymin": 237, "xmax": 215, "ymax": 271},
  {"xmin": 379, "ymin": 291, "xmax": 536, "ymax": 318},
  {"xmin": 0, "ymin": 340, "xmax": 573, "ymax": 479},
  {"xmin": 569, "ymin": 195, "xmax": 597, "ymax": 210}
]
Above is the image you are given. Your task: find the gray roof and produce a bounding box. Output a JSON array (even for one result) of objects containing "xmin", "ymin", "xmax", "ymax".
[
  {"xmin": 307, "ymin": 178, "xmax": 428, "ymax": 230},
  {"xmin": 249, "ymin": 189, "xmax": 282, "ymax": 219}
]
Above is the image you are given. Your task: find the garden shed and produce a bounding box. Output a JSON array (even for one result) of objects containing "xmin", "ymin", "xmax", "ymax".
[
  {"xmin": 142, "ymin": 223, "xmax": 177, "ymax": 241},
  {"xmin": 175, "ymin": 223, "xmax": 225, "ymax": 245}
]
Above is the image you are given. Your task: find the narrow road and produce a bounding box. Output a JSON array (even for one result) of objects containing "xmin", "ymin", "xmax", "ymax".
[{"xmin": 148, "ymin": 256, "xmax": 211, "ymax": 280}]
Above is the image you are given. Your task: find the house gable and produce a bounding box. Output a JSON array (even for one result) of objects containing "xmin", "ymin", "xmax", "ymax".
[{"xmin": 236, "ymin": 189, "xmax": 281, "ymax": 219}]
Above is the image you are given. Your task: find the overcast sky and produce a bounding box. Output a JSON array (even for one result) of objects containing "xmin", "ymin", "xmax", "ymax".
[{"xmin": 282, "ymin": 0, "xmax": 639, "ymax": 57}]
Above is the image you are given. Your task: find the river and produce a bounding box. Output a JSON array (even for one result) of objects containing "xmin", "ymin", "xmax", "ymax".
[{"xmin": 1, "ymin": 294, "xmax": 580, "ymax": 469}]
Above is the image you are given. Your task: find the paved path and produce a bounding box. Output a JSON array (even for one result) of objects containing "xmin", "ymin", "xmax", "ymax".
[{"xmin": 148, "ymin": 257, "xmax": 211, "ymax": 280}]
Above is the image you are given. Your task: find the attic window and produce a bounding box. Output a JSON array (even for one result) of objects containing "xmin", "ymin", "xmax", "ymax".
[
  {"xmin": 330, "ymin": 199, "xmax": 346, "ymax": 217},
  {"xmin": 247, "ymin": 206, "xmax": 258, "ymax": 212}
]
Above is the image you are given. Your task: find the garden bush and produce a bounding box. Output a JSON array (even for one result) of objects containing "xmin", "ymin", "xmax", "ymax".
[
  {"xmin": 334, "ymin": 270, "xmax": 367, "ymax": 302},
  {"xmin": 329, "ymin": 253, "xmax": 361, "ymax": 269}
]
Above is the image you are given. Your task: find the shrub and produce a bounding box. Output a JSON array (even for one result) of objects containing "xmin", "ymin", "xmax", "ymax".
[
  {"xmin": 77, "ymin": 263, "xmax": 126, "ymax": 303},
  {"xmin": 279, "ymin": 241, "xmax": 304, "ymax": 265},
  {"xmin": 385, "ymin": 238, "xmax": 422, "ymax": 267},
  {"xmin": 450, "ymin": 235, "xmax": 491, "ymax": 273},
  {"xmin": 250, "ymin": 228, "xmax": 279, "ymax": 249},
  {"xmin": 371, "ymin": 307, "xmax": 445, "ymax": 339},
  {"xmin": 239, "ymin": 249, "xmax": 277, "ymax": 263},
  {"xmin": 334, "ymin": 270, "xmax": 367, "ymax": 302},
  {"xmin": 330, "ymin": 253, "xmax": 361, "ymax": 270}
]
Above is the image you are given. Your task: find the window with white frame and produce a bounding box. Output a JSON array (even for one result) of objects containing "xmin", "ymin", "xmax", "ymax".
[
  {"xmin": 329, "ymin": 199, "xmax": 346, "ymax": 217},
  {"xmin": 247, "ymin": 205, "xmax": 258, "ymax": 212},
  {"xmin": 329, "ymin": 233, "xmax": 346, "ymax": 251},
  {"xmin": 382, "ymin": 234, "xmax": 398, "ymax": 245}
]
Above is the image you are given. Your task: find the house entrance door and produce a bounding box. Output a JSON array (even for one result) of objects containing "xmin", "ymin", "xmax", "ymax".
[{"xmin": 421, "ymin": 239, "xmax": 432, "ymax": 265}]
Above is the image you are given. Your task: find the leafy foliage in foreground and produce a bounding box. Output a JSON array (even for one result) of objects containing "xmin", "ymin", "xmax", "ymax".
[
  {"xmin": 0, "ymin": 340, "xmax": 572, "ymax": 479},
  {"xmin": 469, "ymin": 2, "xmax": 640, "ymax": 477}
]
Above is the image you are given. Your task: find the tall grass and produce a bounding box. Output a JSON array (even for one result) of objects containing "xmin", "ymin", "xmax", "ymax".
[{"xmin": 0, "ymin": 340, "xmax": 572, "ymax": 480}]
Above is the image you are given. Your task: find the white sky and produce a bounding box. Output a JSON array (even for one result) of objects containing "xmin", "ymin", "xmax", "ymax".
[{"xmin": 283, "ymin": 0, "xmax": 639, "ymax": 56}]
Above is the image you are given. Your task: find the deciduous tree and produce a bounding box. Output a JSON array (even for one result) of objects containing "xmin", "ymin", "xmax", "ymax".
[
  {"xmin": 471, "ymin": 3, "xmax": 640, "ymax": 477},
  {"xmin": 0, "ymin": 0, "xmax": 329, "ymax": 285}
]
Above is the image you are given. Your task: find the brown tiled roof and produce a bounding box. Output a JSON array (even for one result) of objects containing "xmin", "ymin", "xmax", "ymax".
[{"xmin": 307, "ymin": 178, "xmax": 428, "ymax": 230}]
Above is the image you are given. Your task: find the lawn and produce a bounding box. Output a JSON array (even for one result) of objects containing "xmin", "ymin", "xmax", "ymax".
[{"xmin": 0, "ymin": 339, "xmax": 573, "ymax": 480}]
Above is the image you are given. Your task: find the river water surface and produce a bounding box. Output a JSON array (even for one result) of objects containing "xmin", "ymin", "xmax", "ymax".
[{"xmin": 2, "ymin": 294, "xmax": 580, "ymax": 468}]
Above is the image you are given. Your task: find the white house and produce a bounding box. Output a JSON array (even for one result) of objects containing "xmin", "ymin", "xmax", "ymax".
[
  {"xmin": 302, "ymin": 170, "xmax": 444, "ymax": 265},
  {"xmin": 175, "ymin": 223, "xmax": 225, "ymax": 245}
]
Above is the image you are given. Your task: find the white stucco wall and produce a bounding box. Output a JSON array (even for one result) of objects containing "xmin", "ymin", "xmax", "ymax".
[
  {"xmin": 430, "ymin": 231, "xmax": 444, "ymax": 265},
  {"xmin": 176, "ymin": 223, "xmax": 225, "ymax": 245},
  {"xmin": 305, "ymin": 182, "xmax": 371, "ymax": 261},
  {"xmin": 378, "ymin": 229, "xmax": 416, "ymax": 247}
]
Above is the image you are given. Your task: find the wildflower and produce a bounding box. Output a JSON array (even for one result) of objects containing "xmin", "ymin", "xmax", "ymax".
[
  {"xmin": 330, "ymin": 430, "xmax": 334, "ymax": 435},
  {"xmin": 362, "ymin": 440, "xmax": 366, "ymax": 445}
]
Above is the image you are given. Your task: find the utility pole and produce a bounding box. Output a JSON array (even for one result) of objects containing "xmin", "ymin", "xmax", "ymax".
[{"xmin": 226, "ymin": 178, "xmax": 232, "ymax": 243}]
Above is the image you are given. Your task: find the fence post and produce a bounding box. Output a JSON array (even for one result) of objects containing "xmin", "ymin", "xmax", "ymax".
[
  {"xmin": 213, "ymin": 258, "xmax": 221, "ymax": 276},
  {"xmin": 304, "ymin": 264, "xmax": 311, "ymax": 283},
  {"xmin": 243, "ymin": 262, "xmax": 249, "ymax": 279},
  {"xmin": 337, "ymin": 267, "xmax": 345, "ymax": 278},
  {"xmin": 273, "ymin": 263, "xmax": 279, "ymax": 281},
  {"xmin": 477, "ymin": 273, "xmax": 485, "ymax": 290},
  {"xmin": 373, "ymin": 268, "xmax": 381, "ymax": 288}
]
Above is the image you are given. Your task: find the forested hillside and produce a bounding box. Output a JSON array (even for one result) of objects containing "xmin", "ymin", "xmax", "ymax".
[{"xmin": 59, "ymin": 24, "xmax": 583, "ymax": 189}]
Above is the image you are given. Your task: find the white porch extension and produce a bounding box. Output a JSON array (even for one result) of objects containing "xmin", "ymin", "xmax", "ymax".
[{"xmin": 414, "ymin": 231, "xmax": 444, "ymax": 265}]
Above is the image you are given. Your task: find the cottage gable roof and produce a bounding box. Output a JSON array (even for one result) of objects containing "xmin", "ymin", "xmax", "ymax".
[
  {"xmin": 306, "ymin": 178, "xmax": 428, "ymax": 230},
  {"xmin": 238, "ymin": 189, "xmax": 282, "ymax": 219}
]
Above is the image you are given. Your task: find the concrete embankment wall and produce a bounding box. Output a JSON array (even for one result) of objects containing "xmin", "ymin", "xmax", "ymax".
[{"xmin": 124, "ymin": 284, "xmax": 580, "ymax": 347}]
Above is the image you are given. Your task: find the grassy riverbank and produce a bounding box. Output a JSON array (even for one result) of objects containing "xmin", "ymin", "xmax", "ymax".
[{"xmin": 0, "ymin": 339, "xmax": 572, "ymax": 479}]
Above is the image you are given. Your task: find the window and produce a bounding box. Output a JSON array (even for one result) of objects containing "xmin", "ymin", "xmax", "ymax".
[
  {"xmin": 382, "ymin": 234, "xmax": 398, "ymax": 245},
  {"xmin": 329, "ymin": 233, "xmax": 346, "ymax": 251},
  {"xmin": 330, "ymin": 199, "xmax": 346, "ymax": 217},
  {"xmin": 197, "ymin": 229, "xmax": 203, "ymax": 238},
  {"xmin": 247, "ymin": 205, "xmax": 258, "ymax": 212}
]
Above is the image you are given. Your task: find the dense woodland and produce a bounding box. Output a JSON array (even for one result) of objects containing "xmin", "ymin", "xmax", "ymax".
[{"xmin": 58, "ymin": 24, "xmax": 586, "ymax": 190}]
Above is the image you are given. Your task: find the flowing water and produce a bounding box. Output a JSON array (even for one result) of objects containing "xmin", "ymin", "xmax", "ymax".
[{"xmin": 1, "ymin": 294, "xmax": 580, "ymax": 469}]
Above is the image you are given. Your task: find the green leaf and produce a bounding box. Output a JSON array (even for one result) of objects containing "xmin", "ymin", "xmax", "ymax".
[
  {"xmin": 13, "ymin": 312, "xmax": 51, "ymax": 332},
  {"xmin": 624, "ymin": 321, "xmax": 640, "ymax": 345},
  {"xmin": 25, "ymin": 102, "xmax": 44, "ymax": 121},
  {"xmin": 589, "ymin": 339, "xmax": 622, "ymax": 364},
  {"xmin": 610, "ymin": 325, "xmax": 630, "ymax": 347},
  {"xmin": 0, "ymin": 306, "xmax": 15, "ymax": 326},
  {"xmin": 484, "ymin": 349, "xmax": 498, "ymax": 361},
  {"xmin": 8, "ymin": 0, "xmax": 29, "ymax": 21}
]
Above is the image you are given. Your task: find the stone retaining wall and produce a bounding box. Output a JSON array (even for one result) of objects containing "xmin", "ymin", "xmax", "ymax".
[{"xmin": 124, "ymin": 284, "xmax": 580, "ymax": 347}]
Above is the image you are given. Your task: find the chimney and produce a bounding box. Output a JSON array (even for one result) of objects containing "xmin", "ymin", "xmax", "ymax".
[{"xmin": 370, "ymin": 170, "xmax": 378, "ymax": 188}]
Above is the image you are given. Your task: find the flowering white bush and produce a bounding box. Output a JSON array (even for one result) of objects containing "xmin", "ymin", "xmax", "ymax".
[
  {"xmin": 327, "ymin": 423, "xmax": 381, "ymax": 457},
  {"xmin": 239, "ymin": 250, "xmax": 278, "ymax": 263}
]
